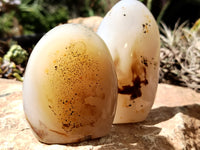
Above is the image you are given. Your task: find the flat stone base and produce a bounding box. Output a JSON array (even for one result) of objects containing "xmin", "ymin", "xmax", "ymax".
[{"xmin": 0, "ymin": 79, "xmax": 200, "ymax": 150}]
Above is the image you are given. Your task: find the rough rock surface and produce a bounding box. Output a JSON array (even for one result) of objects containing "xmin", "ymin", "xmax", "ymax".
[
  {"xmin": 68, "ymin": 16, "xmax": 103, "ymax": 32},
  {"xmin": 0, "ymin": 78, "xmax": 200, "ymax": 150}
]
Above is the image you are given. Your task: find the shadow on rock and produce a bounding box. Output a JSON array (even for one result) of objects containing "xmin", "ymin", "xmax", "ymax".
[
  {"xmin": 69, "ymin": 104, "xmax": 200, "ymax": 149},
  {"xmin": 69, "ymin": 124, "xmax": 175, "ymax": 150},
  {"xmin": 144, "ymin": 104, "xmax": 200, "ymax": 125},
  {"xmin": 97, "ymin": 125, "xmax": 175, "ymax": 150}
]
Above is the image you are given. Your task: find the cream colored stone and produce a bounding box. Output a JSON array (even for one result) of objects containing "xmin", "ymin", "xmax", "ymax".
[
  {"xmin": 97, "ymin": 0, "xmax": 160, "ymax": 124},
  {"xmin": 22, "ymin": 24, "xmax": 117, "ymax": 144}
]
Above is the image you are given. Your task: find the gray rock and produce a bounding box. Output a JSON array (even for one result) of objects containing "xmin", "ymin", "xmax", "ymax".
[{"xmin": 0, "ymin": 79, "xmax": 200, "ymax": 150}]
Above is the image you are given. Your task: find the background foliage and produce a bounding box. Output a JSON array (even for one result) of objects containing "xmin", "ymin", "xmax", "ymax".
[{"xmin": 0, "ymin": 0, "xmax": 200, "ymax": 38}]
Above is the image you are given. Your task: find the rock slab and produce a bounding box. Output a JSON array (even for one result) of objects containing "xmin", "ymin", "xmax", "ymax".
[{"xmin": 0, "ymin": 78, "xmax": 200, "ymax": 150}]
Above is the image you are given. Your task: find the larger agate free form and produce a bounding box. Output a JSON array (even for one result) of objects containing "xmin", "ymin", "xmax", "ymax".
[{"xmin": 23, "ymin": 24, "xmax": 118, "ymax": 144}]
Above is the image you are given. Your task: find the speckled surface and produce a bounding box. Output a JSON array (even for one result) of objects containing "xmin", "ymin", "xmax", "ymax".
[
  {"xmin": 0, "ymin": 79, "xmax": 200, "ymax": 150},
  {"xmin": 22, "ymin": 24, "xmax": 117, "ymax": 144}
]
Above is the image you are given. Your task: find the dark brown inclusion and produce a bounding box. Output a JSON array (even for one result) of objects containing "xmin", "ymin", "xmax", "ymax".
[
  {"xmin": 141, "ymin": 58, "xmax": 148, "ymax": 67},
  {"xmin": 118, "ymin": 67, "xmax": 148, "ymax": 100}
]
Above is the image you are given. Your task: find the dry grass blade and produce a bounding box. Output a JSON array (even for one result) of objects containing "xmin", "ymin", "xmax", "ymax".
[{"xmin": 159, "ymin": 21, "xmax": 200, "ymax": 92}]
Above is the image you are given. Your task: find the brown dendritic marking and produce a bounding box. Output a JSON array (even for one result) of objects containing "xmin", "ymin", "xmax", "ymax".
[
  {"xmin": 141, "ymin": 56, "xmax": 148, "ymax": 67},
  {"xmin": 48, "ymin": 105, "xmax": 57, "ymax": 116},
  {"xmin": 118, "ymin": 56, "xmax": 149, "ymax": 102},
  {"xmin": 59, "ymin": 102, "xmax": 99, "ymax": 133},
  {"xmin": 118, "ymin": 73, "xmax": 148, "ymax": 100},
  {"xmin": 118, "ymin": 54, "xmax": 158, "ymax": 108},
  {"xmin": 46, "ymin": 41, "xmax": 104, "ymax": 133},
  {"xmin": 142, "ymin": 23, "xmax": 151, "ymax": 34}
]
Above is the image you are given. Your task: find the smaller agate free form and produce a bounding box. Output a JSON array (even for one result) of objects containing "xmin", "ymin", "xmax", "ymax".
[
  {"xmin": 97, "ymin": 0, "xmax": 160, "ymax": 124},
  {"xmin": 23, "ymin": 24, "xmax": 117, "ymax": 144}
]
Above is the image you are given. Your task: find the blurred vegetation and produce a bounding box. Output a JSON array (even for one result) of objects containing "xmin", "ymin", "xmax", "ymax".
[
  {"xmin": 160, "ymin": 21, "xmax": 200, "ymax": 92},
  {"xmin": 1, "ymin": 0, "xmax": 199, "ymax": 38},
  {"xmin": 0, "ymin": 0, "xmax": 199, "ymax": 92},
  {"xmin": 0, "ymin": 11, "xmax": 15, "ymax": 38},
  {"xmin": 0, "ymin": 43, "xmax": 28, "ymax": 81},
  {"xmin": 0, "ymin": 0, "xmax": 112, "ymax": 37},
  {"xmin": 0, "ymin": 0, "xmax": 69, "ymax": 37}
]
